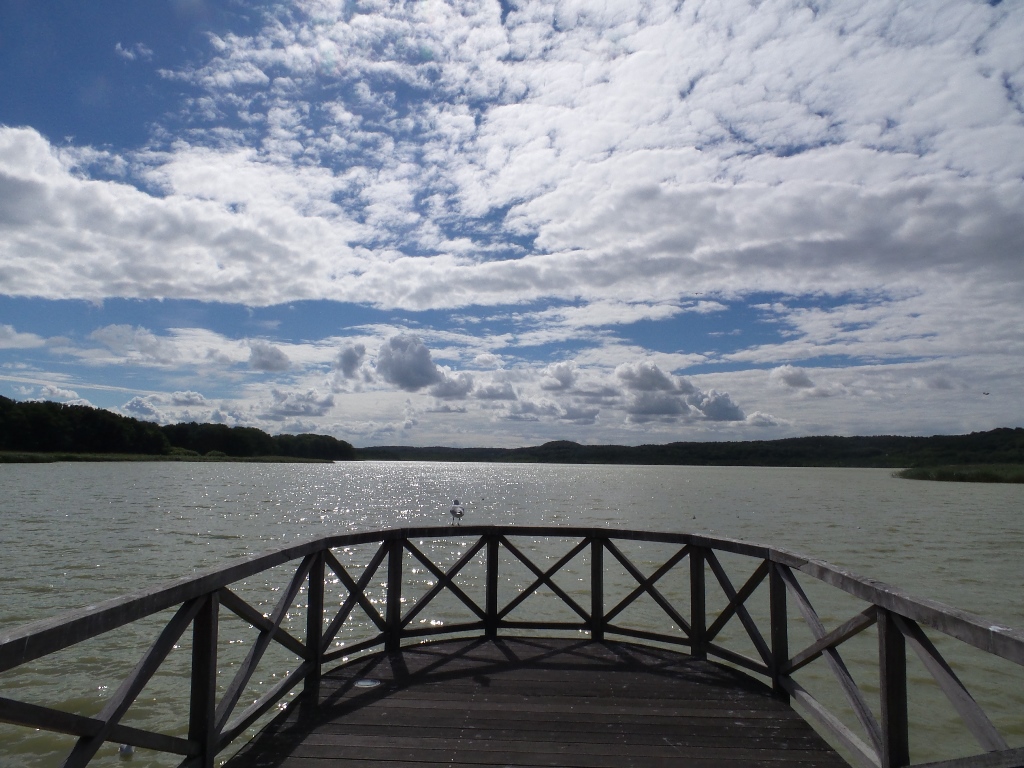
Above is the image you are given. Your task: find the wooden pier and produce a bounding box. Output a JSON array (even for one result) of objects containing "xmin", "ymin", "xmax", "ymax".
[
  {"xmin": 226, "ymin": 637, "xmax": 846, "ymax": 768},
  {"xmin": 1, "ymin": 526, "xmax": 1023, "ymax": 768}
]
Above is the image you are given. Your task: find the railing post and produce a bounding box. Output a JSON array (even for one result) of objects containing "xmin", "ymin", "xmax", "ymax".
[
  {"xmin": 591, "ymin": 534, "xmax": 604, "ymax": 642},
  {"xmin": 689, "ymin": 545, "xmax": 706, "ymax": 659},
  {"xmin": 486, "ymin": 534, "xmax": 499, "ymax": 638},
  {"xmin": 303, "ymin": 549, "xmax": 325, "ymax": 707},
  {"xmin": 385, "ymin": 536, "xmax": 404, "ymax": 652},
  {"xmin": 878, "ymin": 608, "xmax": 910, "ymax": 767},
  {"xmin": 189, "ymin": 591, "xmax": 219, "ymax": 768},
  {"xmin": 769, "ymin": 561, "xmax": 789, "ymax": 702}
]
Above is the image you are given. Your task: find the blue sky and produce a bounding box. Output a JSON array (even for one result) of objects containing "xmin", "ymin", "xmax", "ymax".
[{"xmin": 1, "ymin": 0, "xmax": 1022, "ymax": 447}]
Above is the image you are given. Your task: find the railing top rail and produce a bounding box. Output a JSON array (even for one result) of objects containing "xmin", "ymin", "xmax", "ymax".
[{"xmin": 2, "ymin": 526, "xmax": 1022, "ymax": 672}]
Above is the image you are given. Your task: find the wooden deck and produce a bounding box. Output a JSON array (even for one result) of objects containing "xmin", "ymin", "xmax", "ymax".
[{"xmin": 224, "ymin": 637, "xmax": 847, "ymax": 768}]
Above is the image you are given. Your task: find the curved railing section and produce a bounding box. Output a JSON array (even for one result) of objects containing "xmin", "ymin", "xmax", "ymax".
[{"xmin": 1, "ymin": 526, "xmax": 1022, "ymax": 768}]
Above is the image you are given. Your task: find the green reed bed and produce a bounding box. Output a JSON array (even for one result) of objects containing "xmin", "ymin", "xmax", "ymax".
[{"xmin": 896, "ymin": 464, "xmax": 1024, "ymax": 483}]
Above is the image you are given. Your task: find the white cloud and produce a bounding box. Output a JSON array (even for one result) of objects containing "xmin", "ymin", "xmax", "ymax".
[
  {"xmin": 2, "ymin": 0, "xmax": 1023, "ymax": 444},
  {"xmin": 249, "ymin": 340, "xmax": 290, "ymax": 371},
  {"xmin": 625, "ymin": 390, "xmax": 691, "ymax": 424},
  {"xmin": 745, "ymin": 411, "xmax": 782, "ymax": 428},
  {"xmin": 615, "ymin": 360, "xmax": 746, "ymax": 424},
  {"xmin": 1, "ymin": 1, "xmax": 1020, "ymax": 319},
  {"xmin": 34, "ymin": 384, "xmax": 90, "ymax": 406},
  {"xmin": 375, "ymin": 334, "xmax": 442, "ymax": 391},
  {"xmin": 474, "ymin": 380, "xmax": 517, "ymax": 401},
  {"xmin": 124, "ymin": 396, "xmax": 161, "ymax": 418},
  {"xmin": 540, "ymin": 361, "xmax": 576, "ymax": 391},
  {"xmin": 770, "ymin": 365, "xmax": 815, "ymax": 389},
  {"xmin": 430, "ymin": 371, "xmax": 474, "ymax": 399},
  {"xmin": 89, "ymin": 325, "xmax": 179, "ymax": 365},
  {"xmin": 688, "ymin": 390, "xmax": 745, "ymax": 422},
  {"xmin": 473, "ymin": 353, "xmax": 504, "ymax": 368},
  {"xmin": 115, "ymin": 42, "xmax": 154, "ymax": 62},
  {"xmin": 0, "ymin": 325, "xmax": 45, "ymax": 349},
  {"xmin": 170, "ymin": 390, "xmax": 206, "ymax": 406},
  {"xmin": 336, "ymin": 343, "xmax": 366, "ymax": 378},
  {"xmin": 261, "ymin": 388, "xmax": 334, "ymax": 421},
  {"xmin": 616, "ymin": 361, "xmax": 701, "ymax": 396}
]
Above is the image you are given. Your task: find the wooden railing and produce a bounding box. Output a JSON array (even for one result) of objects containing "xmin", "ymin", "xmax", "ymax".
[{"xmin": 1, "ymin": 526, "xmax": 1022, "ymax": 768}]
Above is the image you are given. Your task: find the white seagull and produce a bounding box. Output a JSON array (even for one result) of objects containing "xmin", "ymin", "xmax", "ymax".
[{"xmin": 448, "ymin": 499, "xmax": 465, "ymax": 525}]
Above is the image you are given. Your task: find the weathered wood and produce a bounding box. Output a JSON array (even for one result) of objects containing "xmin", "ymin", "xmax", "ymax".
[
  {"xmin": 217, "ymin": 663, "xmax": 310, "ymax": 749},
  {"xmin": 603, "ymin": 624, "xmax": 690, "ymax": 648},
  {"xmin": 497, "ymin": 620, "xmax": 588, "ymax": 632},
  {"xmin": 3, "ymin": 526, "xmax": 1021, "ymax": 672},
  {"xmin": 320, "ymin": 632, "xmax": 386, "ymax": 664},
  {"xmin": 401, "ymin": 536, "xmax": 487, "ymax": 627},
  {"xmin": 225, "ymin": 638, "xmax": 847, "ymax": 768},
  {"xmin": 486, "ymin": 534, "xmax": 500, "ymax": 638},
  {"xmin": 770, "ymin": 561, "xmax": 790, "ymax": 701},
  {"xmin": 602, "ymin": 539, "xmax": 691, "ymax": 633},
  {"xmin": 914, "ymin": 746, "xmax": 1024, "ymax": 768},
  {"xmin": 787, "ymin": 557, "xmax": 1024, "ymax": 667},
  {"xmin": 707, "ymin": 558, "xmax": 769, "ymax": 642},
  {"xmin": 497, "ymin": 535, "xmax": 591, "ymax": 622},
  {"xmin": 2, "ymin": 525, "xmax": 1022, "ymax": 768},
  {"xmin": 322, "ymin": 542, "xmax": 388, "ymax": 642},
  {"xmin": 780, "ymin": 677, "xmax": 881, "ymax": 768},
  {"xmin": 303, "ymin": 550, "xmax": 325, "ymax": 706},
  {"xmin": 218, "ymin": 588, "xmax": 307, "ymax": 658},
  {"xmin": 878, "ymin": 609, "xmax": 910, "ymax": 768},
  {"xmin": 779, "ymin": 565, "xmax": 884, "ymax": 756},
  {"xmin": 690, "ymin": 544, "xmax": 707, "ymax": 659},
  {"xmin": 401, "ymin": 621, "xmax": 488, "ymax": 639},
  {"xmin": 590, "ymin": 535, "xmax": 604, "ymax": 640},
  {"xmin": 0, "ymin": 538, "xmax": 330, "ymax": 672},
  {"xmin": 0, "ymin": 696, "xmax": 195, "ymax": 755},
  {"xmin": 385, "ymin": 537, "xmax": 404, "ymax": 652},
  {"xmin": 215, "ymin": 553, "xmax": 313, "ymax": 733},
  {"xmin": 893, "ymin": 615, "xmax": 1008, "ymax": 752},
  {"xmin": 783, "ymin": 607, "xmax": 878, "ymax": 675},
  {"xmin": 705, "ymin": 550, "xmax": 773, "ymax": 666},
  {"xmin": 187, "ymin": 592, "xmax": 219, "ymax": 768},
  {"xmin": 706, "ymin": 641, "xmax": 771, "ymax": 676},
  {"xmin": 63, "ymin": 596, "xmax": 204, "ymax": 768}
]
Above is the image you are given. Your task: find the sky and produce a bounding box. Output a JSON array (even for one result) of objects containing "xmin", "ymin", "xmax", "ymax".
[{"xmin": 0, "ymin": 0, "xmax": 1022, "ymax": 448}]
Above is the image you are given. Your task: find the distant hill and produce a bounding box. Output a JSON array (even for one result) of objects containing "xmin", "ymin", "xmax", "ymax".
[
  {"xmin": 4, "ymin": 395, "xmax": 1021, "ymax": 467},
  {"xmin": 357, "ymin": 429, "xmax": 1024, "ymax": 468},
  {"xmin": 0, "ymin": 396, "xmax": 355, "ymax": 461}
]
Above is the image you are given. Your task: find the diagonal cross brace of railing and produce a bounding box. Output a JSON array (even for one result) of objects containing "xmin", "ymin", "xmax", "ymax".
[{"xmin": 0, "ymin": 526, "xmax": 1022, "ymax": 768}]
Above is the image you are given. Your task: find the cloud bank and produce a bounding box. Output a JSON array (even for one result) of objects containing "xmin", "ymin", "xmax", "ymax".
[{"xmin": 1, "ymin": 0, "xmax": 1022, "ymax": 445}]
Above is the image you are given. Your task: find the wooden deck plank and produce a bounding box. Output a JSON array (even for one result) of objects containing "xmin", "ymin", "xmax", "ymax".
[
  {"xmin": 287, "ymin": 727, "xmax": 833, "ymax": 748},
  {"xmin": 224, "ymin": 638, "xmax": 848, "ymax": 768}
]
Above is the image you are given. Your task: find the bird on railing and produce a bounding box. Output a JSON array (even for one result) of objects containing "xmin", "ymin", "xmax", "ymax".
[{"xmin": 449, "ymin": 499, "xmax": 465, "ymax": 525}]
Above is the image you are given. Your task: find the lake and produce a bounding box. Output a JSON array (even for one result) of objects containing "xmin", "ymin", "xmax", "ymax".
[{"xmin": 1, "ymin": 461, "xmax": 1022, "ymax": 765}]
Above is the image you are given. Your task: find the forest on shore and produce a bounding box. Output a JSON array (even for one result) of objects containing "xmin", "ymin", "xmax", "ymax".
[
  {"xmin": 3, "ymin": 395, "xmax": 1023, "ymax": 467},
  {"xmin": 0, "ymin": 396, "xmax": 355, "ymax": 461},
  {"xmin": 359, "ymin": 429, "xmax": 1024, "ymax": 468}
]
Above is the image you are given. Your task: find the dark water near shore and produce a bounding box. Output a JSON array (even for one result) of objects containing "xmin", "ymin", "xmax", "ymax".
[{"xmin": 1, "ymin": 462, "xmax": 1022, "ymax": 765}]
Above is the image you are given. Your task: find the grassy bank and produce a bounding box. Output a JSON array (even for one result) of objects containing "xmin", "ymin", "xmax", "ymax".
[
  {"xmin": 895, "ymin": 464, "xmax": 1024, "ymax": 483},
  {"xmin": 0, "ymin": 451, "xmax": 331, "ymax": 464}
]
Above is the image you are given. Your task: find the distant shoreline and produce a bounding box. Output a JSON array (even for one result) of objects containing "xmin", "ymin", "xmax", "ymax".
[
  {"xmin": 4, "ymin": 428, "xmax": 1023, "ymax": 483},
  {"xmin": 4, "ymin": 452, "xmax": 1022, "ymax": 483},
  {"xmin": 355, "ymin": 429, "xmax": 1024, "ymax": 470},
  {"xmin": 0, "ymin": 452, "xmax": 331, "ymax": 464}
]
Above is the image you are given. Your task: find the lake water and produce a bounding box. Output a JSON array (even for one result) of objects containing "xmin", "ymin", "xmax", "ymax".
[{"xmin": 1, "ymin": 461, "xmax": 1022, "ymax": 765}]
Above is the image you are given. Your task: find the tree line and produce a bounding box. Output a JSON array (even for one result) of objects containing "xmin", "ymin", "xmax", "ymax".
[
  {"xmin": 4, "ymin": 394, "xmax": 1021, "ymax": 467},
  {"xmin": 0, "ymin": 396, "xmax": 355, "ymax": 460},
  {"xmin": 358, "ymin": 429, "xmax": 1024, "ymax": 467}
]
